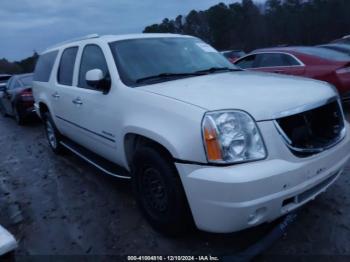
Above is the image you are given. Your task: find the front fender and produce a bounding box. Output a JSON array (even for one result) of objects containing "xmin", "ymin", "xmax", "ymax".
[{"xmin": 119, "ymin": 91, "xmax": 208, "ymax": 167}]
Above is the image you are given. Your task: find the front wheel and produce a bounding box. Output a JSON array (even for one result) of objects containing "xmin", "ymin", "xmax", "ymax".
[
  {"xmin": 43, "ymin": 112, "xmax": 65, "ymax": 154},
  {"xmin": 132, "ymin": 146, "xmax": 193, "ymax": 235}
]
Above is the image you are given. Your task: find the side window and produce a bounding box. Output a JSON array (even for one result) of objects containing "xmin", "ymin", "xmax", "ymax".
[
  {"xmin": 256, "ymin": 53, "xmax": 300, "ymax": 68},
  {"xmin": 57, "ymin": 47, "xmax": 78, "ymax": 86},
  {"xmin": 256, "ymin": 53, "xmax": 287, "ymax": 68},
  {"xmin": 34, "ymin": 51, "xmax": 59, "ymax": 82},
  {"xmin": 79, "ymin": 45, "xmax": 110, "ymax": 90},
  {"xmin": 284, "ymin": 54, "xmax": 301, "ymax": 66},
  {"xmin": 235, "ymin": 55, "xmax": 257, "ymax": 69}
]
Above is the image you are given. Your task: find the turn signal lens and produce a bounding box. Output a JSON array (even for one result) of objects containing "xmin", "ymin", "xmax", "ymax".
[{"xmin": 203, "ymin": 117, "xmax": 222, "ymax": 161}]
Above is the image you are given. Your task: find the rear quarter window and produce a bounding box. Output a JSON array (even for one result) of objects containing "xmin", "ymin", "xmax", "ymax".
[{"xmin": 34, "ymin": 50, "xmax": 59, "ymax": 82}]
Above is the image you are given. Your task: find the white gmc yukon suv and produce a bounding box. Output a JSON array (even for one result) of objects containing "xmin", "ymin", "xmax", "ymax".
[{"xmin": 33, "ymin": 34, "xmax": 350, "ymax": 235}]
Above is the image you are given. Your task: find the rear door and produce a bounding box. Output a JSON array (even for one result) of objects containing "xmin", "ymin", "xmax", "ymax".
[
  {"xmin": 253, "ymin": 53, "xmax": 305, "ymax": 76},
  {"xmin": 52, "ymin": 46, "xmax": 81, "ymax": 139}
]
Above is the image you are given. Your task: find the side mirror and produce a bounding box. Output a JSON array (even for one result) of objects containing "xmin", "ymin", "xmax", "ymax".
[{"xmin": 86, "ymin": 69, "xmax": 110, "ymax": 94}]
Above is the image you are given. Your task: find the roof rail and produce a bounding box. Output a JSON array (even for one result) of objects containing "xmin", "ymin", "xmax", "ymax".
[{"xmin": 45, "ymin": 34, "xmax": 100, "ymax": 51}]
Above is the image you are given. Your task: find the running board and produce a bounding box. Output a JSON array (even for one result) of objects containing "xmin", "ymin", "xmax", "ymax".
[{"xmin": 60, "ymin": 138, "xmax": 131, "ymax": 180}]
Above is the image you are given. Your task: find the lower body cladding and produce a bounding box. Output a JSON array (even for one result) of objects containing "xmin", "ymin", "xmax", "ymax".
[{"xmin": 176, "ymin": 121, "xmax": 350, "ymax": 233}]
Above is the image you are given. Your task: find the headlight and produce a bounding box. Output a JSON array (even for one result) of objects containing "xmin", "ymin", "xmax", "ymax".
[{"xmin": 202, "ymin": 110, "xmax": 267, "ymax": 164}]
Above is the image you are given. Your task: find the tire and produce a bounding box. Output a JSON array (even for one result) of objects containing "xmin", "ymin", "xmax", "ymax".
[
  {"xmin": 43, "ymin": 112, "xmax": 65, "ymax": 154},
  {"xmin": 132, "ymin": 146, "xmax": 193, "ymax": 236},
  {"xmin": 13, "ymin": 105, "xmax": 24, "ymax": 125}
]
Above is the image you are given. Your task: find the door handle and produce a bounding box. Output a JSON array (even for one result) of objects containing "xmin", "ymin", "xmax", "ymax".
[
  {"xmin": 52, "ymin": 92, "xmax": 60, "ymax": 99},
  {"xmin": 72, "ymin": 98, "xmax": 83, "ymax": 105}
]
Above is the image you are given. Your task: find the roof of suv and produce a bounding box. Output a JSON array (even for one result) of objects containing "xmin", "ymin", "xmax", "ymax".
[{"xmin": 43, "ymin": 33, "xmax": 193, "ymax": 54}]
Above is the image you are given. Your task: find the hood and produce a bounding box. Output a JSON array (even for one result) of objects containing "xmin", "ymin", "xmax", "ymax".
[{"xmin": 139, "ymin": 71, "xmax": 337, "ymax": 121}]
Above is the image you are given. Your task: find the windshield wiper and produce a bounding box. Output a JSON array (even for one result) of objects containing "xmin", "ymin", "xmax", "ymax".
[
  {"xmin": 194, "ymin": 67, "xmax": 242, "ymax": 74},
  {"xmin": 135, "ymin": 72, "xmax": 202, "ymax": 84},
  {"xmin": 135, "ymin": 67, "xmax": 241, "ymax": 84}
]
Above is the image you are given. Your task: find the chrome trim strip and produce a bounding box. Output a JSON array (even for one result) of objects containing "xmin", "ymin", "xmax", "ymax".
[
  {"xmin": 60, "ymin": 141, "xmax": 131, "ymax": 180},
  {"xmin": 273, "ymin": 96, "xmax": 338, "ymax": 119}
]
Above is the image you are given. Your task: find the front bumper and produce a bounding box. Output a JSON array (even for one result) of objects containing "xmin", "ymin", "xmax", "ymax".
[{"xmin": 176, "ymin": 121, "xmax": 350, "ymax": 233}]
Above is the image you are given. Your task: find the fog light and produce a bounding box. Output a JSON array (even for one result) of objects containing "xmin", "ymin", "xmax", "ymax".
[{"xmin": 248, "ymin": 207, "xmax": 267, "ymax": 225}]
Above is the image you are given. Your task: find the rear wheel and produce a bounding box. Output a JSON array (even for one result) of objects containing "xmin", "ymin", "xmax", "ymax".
[
  {"xmin": 43, "ymin": 112, "xmax": 65, "ymax": 154},
  {"xmin": 132, "ymin": 146, "xmax": 193, "ymax": 235}
]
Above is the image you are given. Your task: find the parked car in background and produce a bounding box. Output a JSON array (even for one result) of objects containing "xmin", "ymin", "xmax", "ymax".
[
  {"xmin": 0, "ymin": 74, "xmax": 12, "ymax": 90},
  {"xmin": 221, "ymin": 50, "xmax": 245, "ymax": 63},
  {"xmin": 318, "ymin": 43, "xmax": 350, "ymax": 55},
  {"xmin": 234, "ymin": 47, "xmax": 350, "ymax": 101},
  {"xmin": 0, "ymin": 73, "xmax": 35, "ymax": 125},
  {"xmin": 332, "ymin": 35, "xmax": 350, "ymax": 45},
  {"xmin": 33, "ymin": 34, "xmax": 350, "ymax": 235}
]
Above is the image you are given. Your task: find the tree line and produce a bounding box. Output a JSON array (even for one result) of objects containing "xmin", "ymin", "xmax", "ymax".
[
  {"xmin": 0, "ymin": 52, "xmax": 38, "ymax": 75},
  {"xmin": 2, "ymin": 0, "xmax": 349, "ymax": 74},
  {"xmin": 143, "ymin": 0, "xmax": 350, "ymax": 52}
]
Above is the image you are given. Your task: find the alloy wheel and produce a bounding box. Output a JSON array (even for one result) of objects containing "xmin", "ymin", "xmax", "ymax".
[{"xmin": 46, "ymin": 120, "xmax": 57, "ymax": 149}]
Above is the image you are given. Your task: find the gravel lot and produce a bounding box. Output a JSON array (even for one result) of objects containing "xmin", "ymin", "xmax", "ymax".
[{"xmin": 1, "ymin": 110, "xmax": 350, "ymax": 261}]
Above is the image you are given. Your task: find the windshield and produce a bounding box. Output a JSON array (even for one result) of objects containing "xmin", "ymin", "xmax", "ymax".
[
  {"xmin": 295, "ymin": 47, "xmax": 350, "ymax": 61},
  {"xmin": 109, "ymin": 37, "xmax": 237, "ymax": 86}
]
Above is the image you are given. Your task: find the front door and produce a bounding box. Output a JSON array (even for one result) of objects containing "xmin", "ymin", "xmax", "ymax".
[{"xmin": 62, "ymin": 44, "xmax": 119, "ymax": 163}]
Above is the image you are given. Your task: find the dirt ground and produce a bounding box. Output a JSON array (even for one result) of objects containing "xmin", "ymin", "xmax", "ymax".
[{"xmin": 1, "ymin": 110, "xmax": 350, "ymax": 261}]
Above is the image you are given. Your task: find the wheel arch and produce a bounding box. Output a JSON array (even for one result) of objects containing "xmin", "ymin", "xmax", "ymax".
[
  {"xmin": 123, "ymin": 131, "xmax": 178, "ymax": 171},
  {"xmin": 38, "ymin": 101, "xmax": 50, "ymax": 119}
]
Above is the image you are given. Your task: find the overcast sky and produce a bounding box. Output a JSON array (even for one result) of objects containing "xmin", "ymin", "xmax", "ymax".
[{"xmin": 0, "ymin": 0, "xmax": 264, "ymax": 61}]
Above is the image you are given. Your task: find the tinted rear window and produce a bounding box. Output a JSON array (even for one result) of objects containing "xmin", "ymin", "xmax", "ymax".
[
  {"xmin": 295, "ymin": 47, "xmax": 350, "ymax": 61},
  {"xmin": 19, "ymin": 75, "xmax": 33, "ymax": 86},
  {"xmin": 34, "ymin": 51, "xmax": 58, "ymax": 82},
  {"xmin": 58, "ymin": 47, "xmax": 78, "ymax": 86}
]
